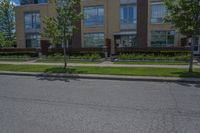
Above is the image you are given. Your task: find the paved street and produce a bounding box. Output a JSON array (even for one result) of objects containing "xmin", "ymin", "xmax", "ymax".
[{"xmin": 0, "ymin": 75, "xmax": 200, "ymax": 133}]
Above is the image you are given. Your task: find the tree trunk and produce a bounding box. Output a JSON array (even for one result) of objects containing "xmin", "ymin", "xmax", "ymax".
[
  {"xmin": 63, "ymin": 40, "xmax": 67, "ymax": 69},
  {"xmin": 189, "ymin": 37, "xmax": 193, "ymax": 73}
]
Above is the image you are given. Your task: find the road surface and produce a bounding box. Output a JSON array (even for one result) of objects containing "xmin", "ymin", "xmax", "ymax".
[{"xmin": 0, "ymin": 75, "xmax": 200, "ymax": 133}]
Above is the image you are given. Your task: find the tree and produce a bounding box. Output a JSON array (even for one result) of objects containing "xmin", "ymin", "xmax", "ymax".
[
  {"xmin": 0, "ymin": 0, "xmax": 16, "ymax": 48},
  {"xmin": 42, "ymin": 0, "xmax": 83, "ymax": 68},
  {"xmin": 164, "ymin": 0, "xmax": 200, "ymax": 72}
]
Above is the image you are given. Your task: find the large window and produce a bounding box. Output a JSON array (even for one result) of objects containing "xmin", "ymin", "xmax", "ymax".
[
  {"xmin": 33, "ymin": 0, "xmax": 48, "ymax": 4},
  {"xmin": 118, "ymin": 35, "xmax": 136, "ymax": 48},
  {"xmin": 120, "ymin": 4, "xmax": 137, "ymax": 24},
  {"xmin": 151, "ymin": 31, "xmax": 175, "ymax": 47},
  {"xmin": 151, "ymin": 3, "xmax": 166, "ymax": 23},
  {"xmin": 26, "ymin": 33, "xmax": 40, "ymax": 48},
  {"xmin": 24, "ymin": 11, "xmax": 40, "ymax": 30},
  {"xmin": 21, "ymin": 0, "xmax": 48, "ymax": 5},
  {"xmin": 84, "ymin": 6, "xmax": 104, "ymax": 27},
  {"xmin": 84, "ymin": 33, "xmax": 104, "ymax": 48},
  {"xmin": 193, "ymin": 37, "xmax": 200, "ymax": 53}
]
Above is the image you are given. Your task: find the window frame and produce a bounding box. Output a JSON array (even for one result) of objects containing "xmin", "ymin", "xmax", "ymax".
[
  {"xmin": 24, "ymin": 11, "xmax": 41, "ymax": 31},
  {"xmin": 151, "ymin": 30, "xmax": 175, "ymax": 47},
  {"xmin": 83, "ymin": 6, "xmax": 105, "ymax": 27},
  {"xmin": 25, "ymin": 33, "xmax": 41, "ymax": 48},
  {"xmin": 120, "ymin": 4, "xmax": 137, "ymax": 25},
  {"xmin": 151, "ymin": 2, "xmax": 167, "ymax": 24},
  {"xmin": 83, "ymin": 32, "xmax": 105, "ymax": 48}
]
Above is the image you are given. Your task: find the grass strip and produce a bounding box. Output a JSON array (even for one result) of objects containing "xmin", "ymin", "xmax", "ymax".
[{"xmin": 0, "ymin": 64, "xmax": 199, "ymax": 78}]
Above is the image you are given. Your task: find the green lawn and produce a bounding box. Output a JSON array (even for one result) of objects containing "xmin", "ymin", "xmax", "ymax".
[{"xmin": 0, "ymin": 64, "xmax": 199, "ymax": 78}]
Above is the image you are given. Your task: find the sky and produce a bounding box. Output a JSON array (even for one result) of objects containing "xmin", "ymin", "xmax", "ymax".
[{"xmin": 12, "ymin": 0, "xmax": 19, "ymax": 5}]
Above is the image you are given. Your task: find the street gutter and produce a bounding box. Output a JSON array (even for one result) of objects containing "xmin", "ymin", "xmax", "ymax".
[{"xmin": 0, "ymin": 71, "xmax": 199, "ymax": 83}]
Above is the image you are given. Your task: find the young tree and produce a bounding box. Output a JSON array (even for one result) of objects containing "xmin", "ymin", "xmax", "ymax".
[
  {"xmin": 42, "ymin": 0, "xmax": 83, "ymax": 68},
  {"xmin": 164, "ymin": 0, "xmax": 200, "ymax": 72},
  {"xmin": 0, "ymin": 0, "xmax": 16, "ymax": 48}
]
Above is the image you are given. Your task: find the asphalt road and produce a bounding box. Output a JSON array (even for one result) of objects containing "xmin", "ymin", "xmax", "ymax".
[{"xmin": 0, "ymin": 75, "xmax": 200, "ymax": 133}]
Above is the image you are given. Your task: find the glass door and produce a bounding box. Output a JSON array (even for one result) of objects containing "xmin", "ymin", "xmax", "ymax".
[{"xmin": 193, "ymin": 36, "xmax": 200, "ymax": 55}]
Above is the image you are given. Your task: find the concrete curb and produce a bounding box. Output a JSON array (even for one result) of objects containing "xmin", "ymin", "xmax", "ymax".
[{"xmin": 0, "ymin": 71, "xmax": 200, "ymax": 83}]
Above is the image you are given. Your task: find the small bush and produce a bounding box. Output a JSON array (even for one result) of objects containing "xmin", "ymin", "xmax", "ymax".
[
  {"xmin": 118, "ymin": 53, "xmax": 190, "ymax": 61},
  {"xmin": 47, "ymin": 53, "xmax": 102, "ymax": 61},
  {"xmin": 0, "ymin": 52, "xmax": 37, "ymax": 58}
]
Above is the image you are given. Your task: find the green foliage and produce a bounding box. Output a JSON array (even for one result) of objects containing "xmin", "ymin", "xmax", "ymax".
[
  {"xmin": 42, "ymin": 0, "xmax": 83, "ymax": 68},
  {"xmin": 42, "ymin": 0, "xmax": 83, "ymax": 45},
  {"xmin": 42, "ymin": 18, "xmax": 61, "ymax": 45},
  {"xmin": 48, "ymin": 53, "xmax": 102, "ymax": 61},
  {"xmin": 118, "ymin": 53, "xmax": 190, "ymax": 61},
  {"xmin": 119, "ymin": 50, "xmax": 190, "ymax": 56},
  {"xmin": 164, "ymin": 0, "xmax": 200, "ymax": 36},
  {"xmin": 0, "ymin": 52, "xmax": 38, "ymax": 58},
  {"xmin": 0, "ymin": 0, "xmax": 16, "ymax": 47}
]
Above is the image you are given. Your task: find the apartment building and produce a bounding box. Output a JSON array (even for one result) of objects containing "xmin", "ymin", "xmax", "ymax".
[{"xmin": 15, "ymin": 0, "xmax": 200, "ymax": 55}]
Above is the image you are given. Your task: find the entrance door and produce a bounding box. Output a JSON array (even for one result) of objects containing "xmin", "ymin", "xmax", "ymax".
[{"xmin": 193, "ymin": 36, "xmax": 200, "ymax": 55}]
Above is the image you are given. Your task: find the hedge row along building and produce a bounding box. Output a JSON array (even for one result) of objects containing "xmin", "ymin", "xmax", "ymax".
[{"xmin": 15, "ymin": 0, "xmax": 200, "ymax": 55}]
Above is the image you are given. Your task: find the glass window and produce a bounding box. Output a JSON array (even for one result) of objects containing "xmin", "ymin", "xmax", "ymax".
[
  {"xmin": 120, "ymin": 4, "xmax": 137, "ymax": 24},
  {"xmin": 84, "ymin": 33, "xmax": 104, "ymax": 48},
  {"xmin": 38, "ymin": 0, "xmax": 48, "ymax": 3},
  {"xmin": 26, "ymin": 33, "xmax": 40, "ymax": 48},
  {"xmin": 151, "ymin": 31, "xmax": 175, "ymax": 47},
  {"xmin": 151, "ymin": 3, "xmax": 166, "ymax": 23},
  {"xmin": 193, "ymin": 37, "xmax": 200, "ymax": 52},
  {"xmin": 84, "ymin": 6, "xmax": 104, "ymax": 27},
  {"xmin": 21, "ymin": 0, "xmax": 34, "ymax": 5},
  {"xmin": 24, "ymin": 12, "xmax": 41, "ymax": 30},
  {"xmin": 118, "ymin": 35, "xmax": 137, "ymax": 48},
  {"xmin": 21, "ymin": 0, "xmax": 48, "ymax": 5}
]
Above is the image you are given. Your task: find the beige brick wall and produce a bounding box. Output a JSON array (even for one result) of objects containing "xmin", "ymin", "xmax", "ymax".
[
  {"xmin": 15, "ymin": 4, "xmax": 56, "ymax": 48},
  {"xmin": 107, "ymin": 0, "xmax": 120, "ymax": 53},
  {"xmin": 81, "ymin": 0, "xmax": 120, "ymax": 53},
  {"xmin": 15, "ymin": 0, "xmax": 185, "ymax": 50},
  {"xmin": 148, "ymin": 0, "xmax": 184, "ymax": 47}
]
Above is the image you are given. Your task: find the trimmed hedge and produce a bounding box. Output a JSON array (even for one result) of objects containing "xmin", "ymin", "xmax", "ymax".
[
  {"xmin": 118, "ymin": 53, "xmax": 190, "ymax": 61},
  {"xmin": 47, "ymin": 53, "xmax": 102, "ymax": 61},
  {"xmin": 118, "ymin": 50, "xmax": 190, "ymax": 56},
  {"xmin": 0, "ymin": 52, "xmax": 38, "ymax": 58}
]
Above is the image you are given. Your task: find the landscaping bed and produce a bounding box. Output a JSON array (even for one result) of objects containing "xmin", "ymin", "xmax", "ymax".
[
  {"xmin": 37, "ymin": 53, "xmax": 104, "ymax": 63},
  {"xmin": 0, "ymin": 52, "xmax": 38, "ymax": 62},
  {"xmin": 114, "ymin": 53, "xmax": 191, "ymax": 65}
]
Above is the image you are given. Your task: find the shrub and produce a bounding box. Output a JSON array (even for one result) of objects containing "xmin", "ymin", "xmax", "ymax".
[
  {"xmin": 47, "ymin": 53, "xmax": 102, "ymax": 61},
  {"xmin": 118, "ymin": 53, "xmax": 190, "ymax": 61},
  {"xmin": 0, "ymin": 52, "xmax": 38, "ymax": 58}
]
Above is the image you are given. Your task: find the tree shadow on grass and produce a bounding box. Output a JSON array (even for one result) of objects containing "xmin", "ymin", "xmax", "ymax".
[
  {"xmin": 44, "ymin": 67, "xmax": 85, "ymax": 74},
  {"xmin": 36, "ymin": 67, "xmax": 86, "ymax": 82},
  {"xmin": 172, "ymin": 71, "xmax": 200, "ymax": 88}
]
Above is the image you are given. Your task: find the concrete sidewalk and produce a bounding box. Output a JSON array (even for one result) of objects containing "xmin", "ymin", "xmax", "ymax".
[
  {"xmin": 0, "ymin": 71, "xmax": 199, "ymax": 83},
  {"xmin": 0, "ymin": 61, "xmax": 200, "ymax": 68}
]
